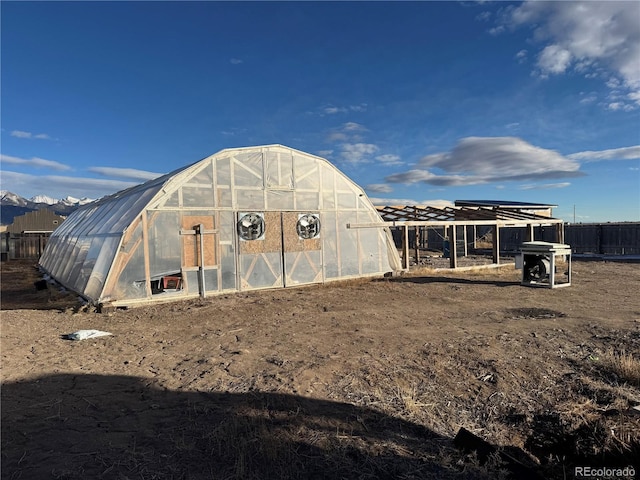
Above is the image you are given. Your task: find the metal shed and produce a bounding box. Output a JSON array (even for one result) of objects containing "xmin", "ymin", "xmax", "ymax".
[{"xmin": 1, "ymin": 209, "xmax": 65, "ymax": 260}]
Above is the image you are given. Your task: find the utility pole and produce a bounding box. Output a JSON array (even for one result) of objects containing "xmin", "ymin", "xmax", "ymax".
[{"xmin": 573, "ymin": 204, "xmax": 576, "ymax": 223}]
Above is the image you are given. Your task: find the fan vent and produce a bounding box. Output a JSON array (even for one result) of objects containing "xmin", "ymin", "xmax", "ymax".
[
  {"xmin": 297, "ymin": 214, "xmax": 321, "ymax": 239},
  {"xmin": 238, "ymin": 213, "xmax": 265, "ymax": 241}
]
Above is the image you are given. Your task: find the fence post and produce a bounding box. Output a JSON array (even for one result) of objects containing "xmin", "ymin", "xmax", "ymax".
[{"xmin": 598, "ymin": 224, "xmax": 604, "ymax": 254}]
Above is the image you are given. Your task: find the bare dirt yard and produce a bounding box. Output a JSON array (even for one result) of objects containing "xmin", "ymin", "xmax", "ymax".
[{"xmin": 2, "ymin": 259, "xmax": 639, "ymax": 479}]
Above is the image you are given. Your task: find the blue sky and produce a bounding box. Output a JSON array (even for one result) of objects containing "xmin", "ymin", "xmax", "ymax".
[{"xmin": 1, "ymin": 1, "xmax": 639, "ymax": 222}]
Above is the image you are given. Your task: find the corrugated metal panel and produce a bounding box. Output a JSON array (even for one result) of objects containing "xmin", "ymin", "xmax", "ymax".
[
  {"xmin": 565, "ymin": 223, "xmax": 640, "ymax": 255},
  {"xmin": 6, "ymin": 209, "xmax": 65, "ymax": 234}
]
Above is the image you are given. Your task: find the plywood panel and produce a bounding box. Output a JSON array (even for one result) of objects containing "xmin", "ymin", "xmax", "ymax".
[
  {"xmin": 182, "ymin": 215, "xmax": 216, "ymax": 267},
  {"xmin": 239, "ymin": 211, "xmax": 282, "ymax": 254},
  {"xmin": 282, "ymin": 212, "xmax": 321, "ymax": 252}
]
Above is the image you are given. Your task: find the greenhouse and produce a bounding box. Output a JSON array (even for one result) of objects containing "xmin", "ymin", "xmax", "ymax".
[{"xmin": 39, "ymin": 145, "xmax": 401, "ymax": 307}]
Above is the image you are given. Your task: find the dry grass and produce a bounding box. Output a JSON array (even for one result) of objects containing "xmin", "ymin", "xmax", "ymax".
[{"xmin": 601, "ymin": 349, "xmax": 640, "ymax": 387}]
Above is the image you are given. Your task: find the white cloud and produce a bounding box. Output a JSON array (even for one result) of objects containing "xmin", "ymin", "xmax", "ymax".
[
  {"xmin": 88, "ymin": 166, "xmax": 165, "ymax": 181},
  {"xmin": 369, "ymin": 197, "xmax": 419, "ymax": 206},
  {"xmin": 349, "ymin": 103, "xmax": 368, "ymax": 112},
  {"xmin": 499, "ymin": 1, "xmax": 640, "ymax": 107},
  {"xmin": 368, "ymin": 197, "xmax": 454, "ymax": 208},
  {"xmin": 515, "ymin": 49, "xmax": 528, "ymax": 63},
  {"xmin": 579, "ymin": 92, "xmax": 598, "ymax": 104},
  {"xmin": 567, "ymin": 145, "xmax": 640, "ymax": 161},
  {"xmin": 606, "ymin": 77, "xmax": 621, "ymax": 89},
  {"xmin": 0, "ymin": 170, "xmax": 136, "ymax": 200},
  {"xmin": 10, "ymin": 130, "xmax": 54, "ymax": 140},
  {"xmin": 342, "ymin": 122, "xmax": 367, "ymax": 132},
  {"xmin": 340, "ymin": 143, "xmax": 379, "ymax": 164},
  {"xmin": 1, "ymin": 154, "xmax": 71, "ymax": 171},
  {"xmin": 321, "ymin": 104, "xmax": 367, "ymax": 115},
  {"xmin": 323, "ymin": 106, "xmax": 346, "ymax": 115},
  {"xmin": 230, "ymin": 58, "xmax": 243, "ymax": 65},
  {"xmin": 366, "ymin": 184, "xmax": 393, "ymax": 193},
  {"xmin": 606, "ymin": 101, "xmax": 634, "ymax": 112},
  {"xmin": 375, "ymin": 154, "xmax": 403, "ymax": 166},
  {"xmin": 326, "ymin": 122, "xmax": 367, "ymax": 144},
  {"xmin": 221, "ymin": 127, "xmax": 247, "ymax": 136},
  {"xmin": 316, "ymin": 149, "xmax": 333, "ymax": 157},
  {"xmin": 419, "ymin": 199, "xmax": 455, "ymax": 209},
  {"xmin": 628, "ymin": 91, "xmax": 640, "ymax": 103},
  {"xmin": 476, "ymin": 11, "xmax": 491, "ymax": 22},
  {"xmin": 386, "ymin": 137, "xmax": 584, "ymax": 186},
  {"xmin": 419, "ymin": 136, "xmax": 580, "ymax": 176},
  {"xmin": 10, "ymin": 130, "xmax": 32, "ymax": 138},
  {"xmin": 518, "ymin": 182, "xmax": 571, "ymax": 190},
  {"xmin": 385, "ymin": 169, "xmax": 488, "ymax": 186},
  {"xmin": 328, "ymin": 123, "xmax": 396, "ymax": 166},
  {"xmin": 537, "ymin": 44, "xmax": 572, "ymax": 75},
  {"xmin": 327, "ymin": 132, "xmax": 348, "ymax": 142}
]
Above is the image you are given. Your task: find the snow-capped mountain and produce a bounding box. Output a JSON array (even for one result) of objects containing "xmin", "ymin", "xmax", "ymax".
[
  {"xmin": 1, "ymin": 191, "xmax": 96, "ymax": 225},
  {"xmin": 30, "ymin": 194, "xmax": 59, "ymax": 205},
  {"xmin": 2, "ymin": 191, "xmax": 95, "ymax": 207},
  {"xmin": 0, "ymin": 190, "xmax": 30, "ymax": 207},
  {"xmin": 60, "ymin": 195, "xmax": 93, "ymax": 206}
]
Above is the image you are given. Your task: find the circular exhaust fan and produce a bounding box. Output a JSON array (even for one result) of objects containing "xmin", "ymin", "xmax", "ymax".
[
  {"xmin": 238, "ymin": 213, "xmax": 265, "ymax": 241},
  {"xmin": 524, "ymin": 256, "xmax": 550, "ymax": 281},
  {"xmin": 297, "ymin": 214, "xmax": 321, "ymax": 239}
]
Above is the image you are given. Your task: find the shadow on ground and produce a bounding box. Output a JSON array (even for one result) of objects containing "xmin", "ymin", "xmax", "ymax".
[
  {"xmin": 380, "ymin": 275, "xmax": 519, "ymax": 288},
  {"xmin": 2, "ymin": 374, "xmax": 504, "ymax": 480},
  {"xmin": 0, "ymin": 260, "xmax": 81, "ymax": 312}
]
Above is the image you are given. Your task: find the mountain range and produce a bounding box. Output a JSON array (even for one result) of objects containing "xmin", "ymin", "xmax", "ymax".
[{"xmin": 0, "ymin": 191, "xmax": 94, "ymax": 225}]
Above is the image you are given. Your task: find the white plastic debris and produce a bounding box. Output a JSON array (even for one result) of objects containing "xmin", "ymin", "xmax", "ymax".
[{"xmin": 63, "ymin": 330, "xmax": 113, "ymax": 341}]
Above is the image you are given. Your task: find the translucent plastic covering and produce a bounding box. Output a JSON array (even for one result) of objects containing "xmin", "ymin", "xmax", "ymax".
[
  {"xmin": 39, "ymin": 169, "xmax": 175, "ymax": 302},
  {"xmin": 39, "ymin": 145, "xmax": 400, "ymax": 305}
]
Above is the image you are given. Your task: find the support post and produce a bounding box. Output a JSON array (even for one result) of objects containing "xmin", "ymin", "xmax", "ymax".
[
  {"xmin": 414, "ymin": 226, "xmax": 420, "ymax": 265},
  {"xmin": 142, "ymin": 212, "xmax": 151, "ymax": 298},
  {"xmin": 492, "ymin": 224, "xmax": 500, "ymax": 264},
  {"xmin": 402, "ymin": 225, "xmax": 410, "ymax": 270},
  {"xmin": 449, "ymin": 225, "xmax": 458, "ymax": 269},
  {"xmin": 555, "ymin": 223, "xmax": 564, "ymax": 244},
  {"xmin": 463, "ymin": 225, "xmax": 468, "ymax": 257},
  {"xmin": 525, "ymin": 224, "xmax": 534, "ymax": 242},
  {"xmin": 196, "ymin": 224, "xmax": 206, "ymax": 298}
]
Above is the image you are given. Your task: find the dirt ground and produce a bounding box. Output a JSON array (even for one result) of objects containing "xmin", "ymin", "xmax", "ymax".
[{"xmin": 2, "ymin": 258, "xmax": 639, "ymax": 479}]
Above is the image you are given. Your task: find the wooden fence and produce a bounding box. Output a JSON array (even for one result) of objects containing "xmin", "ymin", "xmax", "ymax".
[
  {"xmin": 395, "ymin": 222, "xmax": 640, "ymax": 256},
  {"xmin": 564, "ymin": 223, "xmax": 640, "ymax": 255},
  {"xmin": 1, "ymin": 233, "xmax": 51, "ymax": 261}
]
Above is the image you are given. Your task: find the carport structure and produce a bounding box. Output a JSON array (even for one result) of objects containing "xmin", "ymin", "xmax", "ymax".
[{"xmin": 348, "ymin": 204, "xmax": 565, "ymax": 269}]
